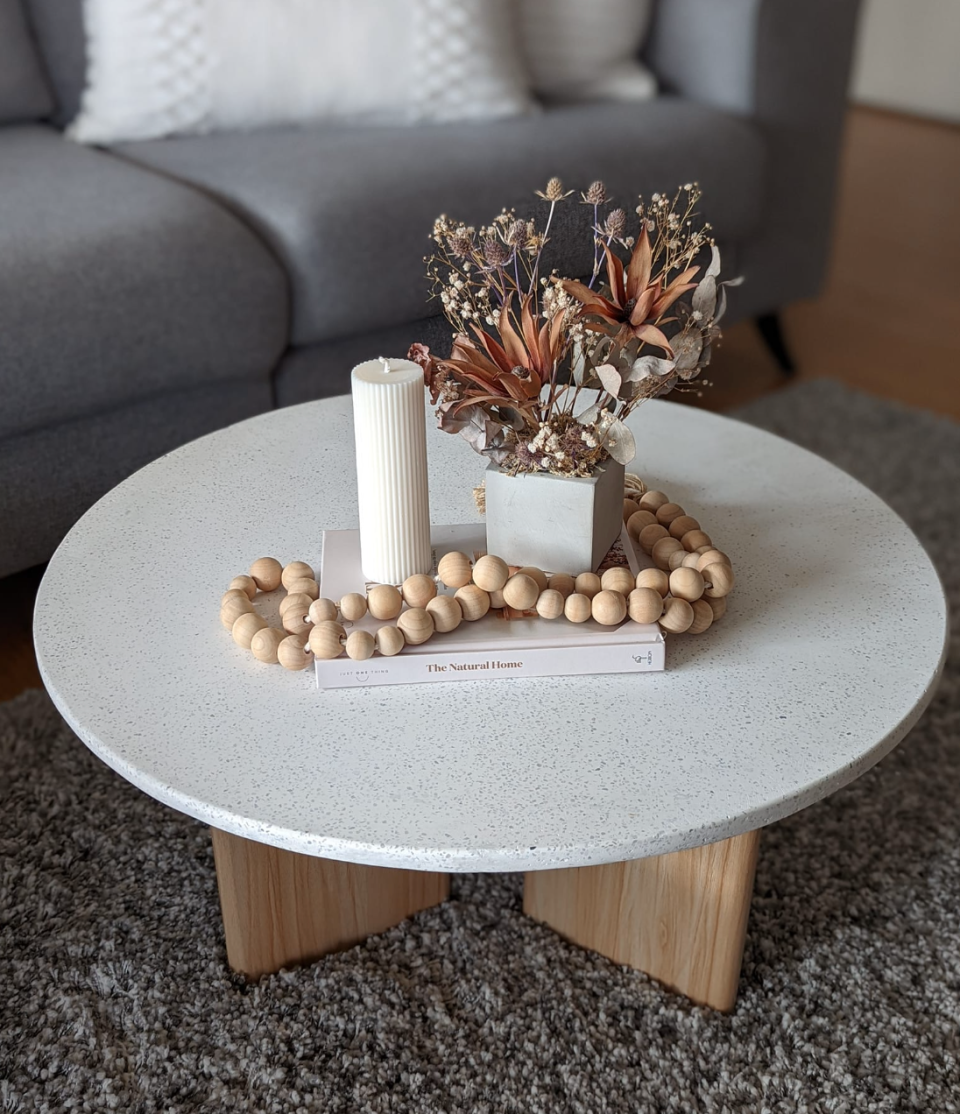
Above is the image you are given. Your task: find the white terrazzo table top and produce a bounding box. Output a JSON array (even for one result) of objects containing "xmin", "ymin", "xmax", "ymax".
[{"xmin": 34, "ymin": 398, "xmax": 947, "ymax": 872}]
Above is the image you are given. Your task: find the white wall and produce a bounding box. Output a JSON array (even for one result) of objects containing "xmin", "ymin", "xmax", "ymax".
[{"xmin": 852, "ymin": 0, "xmax": 960, "ymax": 122}]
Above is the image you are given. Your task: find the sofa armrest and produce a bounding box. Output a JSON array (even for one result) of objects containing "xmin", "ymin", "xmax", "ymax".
[{"xmin": 646, "ymin": 0, "xmax": 863, "ymax": 310}]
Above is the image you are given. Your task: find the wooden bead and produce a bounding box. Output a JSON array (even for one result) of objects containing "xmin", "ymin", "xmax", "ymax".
[
  {"xmin": 397, "ymin": 607, "xmax": 434, "ymax": 645},
  {"xmin": 228, "ymin": 575, "xmax": 257, "ymax": 601},
  {"xmin": 659, "ymin": 597, "xmax": 695, "ymax": 634},
  {"xmin": 366, "ymin": 584, "xmax": 403, "ymax": 620},
  {"xmin": 220, "ymin": 595, "xmax": 254, "ymax": 629},
  {"xmin": 548, "ymin": 573, "xmax": 576, "ymax": 598},
  {"xmin": 489, "ymin": 589, "xmax": 506, "ymax": 609},
  {"xmin": 669, "ymin": 567, "xmax": 705, "ymax": 602},
  {"xmin": 667, "ymin": 548, "xmax": 688, "ymax": 572},
  {"xmin": 535, "ymin": 588, "xmax": 565, "ymax": 619},
  {"xmin": 681, "ymin": 551, "xmax": 702, "ymax": 569},
  {"xmin": 345, "ymin": 630, "xmax": 376, "ymax": 661},
  {"xmin": 574, "ymin": 572, "xmax": 601, "ymax": 599},
  {"xmin": 703, "ymin": 563, "xmax": 736, "ymax": 598},
  {"xmin": 655, "ymin": 502, "xmax": 685, "ymax": 527},
  {"xmin": 564, "ymin": 593, "xmax": 592, "ymax": 623},
  {"xmin": 249, "ymin": 557, "xmax": 283, "ymax": 592},
  {"xmin": 623, "ymin": 498, "xmax": 640, "ymax": 523},
  {"xmin": 688, "ymin": 599, "xmax": 714, "ymax": 635},
  {"xmin": 706, "ymin": 595, "xmax": 727, "ymax": 621},
  {"xmin": 376, "ymin": 626, "xmax": 406, "ymax": 656},
  {"xmin": 278, "ymin": 635, "xmax": 313, "ymax": 671},
  {"xmin": 592, "ymin": 589, "xmax": 626, "ymax": 626},
  {"xmin": 308, "ymin": 621, "xmax": 346, "ymax": 659},
  {"xmin": 221, "ymin": 589, "xmax": 247, "ymax": 608},
  {"xmin": 281, "ymin": 561, "xmax": 314, "ymax": 590},
  {"xmin": 627, "ymin": 509, "xmax": 657, "ymax": 538},
  {"xmin": 636, "ymin": 568, "xmax": 669, "ymax": 596},
  {"xmin": 696, "ymin": 549, "xmax": 731, "ymax": 572},
  {"xmin": 250, "ymin": 626, "xmax": 286, "ymax": 664},
  {"xmin": 308, "ymin": 597, "xmax": 339, "ymax": 625},
  {"xmin": 681, "ymin": 530, "xmax": 713, "ymax": 552},
  {"xmin": 426, "ymin": 594, "xmax": 463, "ymax": 633},
  {"xmin": 455, "ymin": 584, "xmax": 491, "ymax": 621},
  {"xmin": 286, "ymin": 577, "xmax": 320, "ymax": 600},
  {"xmin": 651, "ymin": 536, "xmax": 684, "ymax": 571},
  {"xmin": 668, "ymin": 515, "xmax": 700, "ymax": 540},
  {"xmin": 638, "ymin": 523, "xmax": 669, "ymax": 553},
  {"xmin": 339, "ymin": 592, "xmax": 368, "ymax": 621},
  {"xmin": 695, "ymin": 545, "xmax": 715, "ymax": 555},
  {"xmin": 628, "ymin": 587, "xmax": 663, "ymax": 624},
  {"xmin": 401, "ymin": 573, "xmax": 438, "ymax": 609},
  {"xmin": 472, "ymin": 554, "xmax": 509, "ymax": 592},
  {"xmin": 638, "ymin": 490, "xmax": 669, "ymax": 512},
  {"xmin": 600, "ymin": 567, "xmax": 635, "ymax": 596},
  {"xmin": 437, "ymin": 551, "xmax": 473, "ymax": 589},
  {"xmin": 232, "ymin": 611, "xmax": 267, "ymax": 649},
  {"xmin": 503, "ymin": 573, "xmax": 539, "ymax": 611},
  {"xmin": 282, "ymin": 596, "xmax": 313, "ymax": 636},
  {"xmin": 516, "ymin": 566, "xmax": 548, "ymax": 593}
]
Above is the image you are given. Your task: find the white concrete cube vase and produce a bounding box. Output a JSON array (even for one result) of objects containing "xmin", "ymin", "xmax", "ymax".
[{"xmin": 484, "ymin": 459, "xmax": 626, "ymax": 573}]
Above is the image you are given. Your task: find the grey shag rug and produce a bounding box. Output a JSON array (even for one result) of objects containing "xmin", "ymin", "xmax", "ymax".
[{"xmin": 2, "ymin": 380, "xmax": 959, "ymax": 1113}]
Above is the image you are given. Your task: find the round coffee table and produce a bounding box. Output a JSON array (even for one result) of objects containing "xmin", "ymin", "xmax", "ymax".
[{"xmin": 34, "ymin": 397, "xmax": 947, "ymax": 1011}]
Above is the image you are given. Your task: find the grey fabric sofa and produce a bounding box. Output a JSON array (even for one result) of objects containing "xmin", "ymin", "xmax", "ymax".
[{"xmin": 0, "ymin": 0, "xmax": 861, "ymax": 578}]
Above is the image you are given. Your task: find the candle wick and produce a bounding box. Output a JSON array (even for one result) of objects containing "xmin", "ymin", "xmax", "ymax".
[{"xmin": 378, "ymin": 356, "xmax": 392, "ymax": 374}]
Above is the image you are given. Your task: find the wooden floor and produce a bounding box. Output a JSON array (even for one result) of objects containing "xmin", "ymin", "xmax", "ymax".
[{"xmin": 2, "ymin": 108, "xmax": 958, "ymax": 704}]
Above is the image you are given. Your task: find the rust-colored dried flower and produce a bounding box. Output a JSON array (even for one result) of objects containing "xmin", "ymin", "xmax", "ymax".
[{"xmin": 583, "ymin": 180, "xmax": 607, "ymax": 205}]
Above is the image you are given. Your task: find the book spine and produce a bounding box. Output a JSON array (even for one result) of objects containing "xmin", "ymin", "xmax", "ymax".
[{"xmin": 316, "ymin": 640, "xmax": 665, "ymax": 689}]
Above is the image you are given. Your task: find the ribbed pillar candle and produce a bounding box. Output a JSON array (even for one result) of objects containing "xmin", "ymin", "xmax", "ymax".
[{"xmin": 351, "ymin": 357, "xmax": 432, "ymax": 584}]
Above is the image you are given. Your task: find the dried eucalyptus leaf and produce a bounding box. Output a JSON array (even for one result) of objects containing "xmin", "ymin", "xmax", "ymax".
[
  {"xmin": 631, "ymin": 355, "xmax": 676, "ymax": 381},
  {"xmin": 596, "ymin": 362, "xmax": 622, "ymax": 397},
  {"xmin": 692, "ymin": 274, "xmax": 717, "ymax": 319},
  {"xmin": 705, "ymin": 244, "xmax": 721, "ymax": 279},
  {"xmin": 576, "ymin": 402, "xmax": 603, "ymax": 426},
  {"xmin": 598, "ymin": 415, "xmax": 636, "ymax": 465},
  {"xmin": 672, "ymin": 329, "xmax": 703, "ymax": 371}
]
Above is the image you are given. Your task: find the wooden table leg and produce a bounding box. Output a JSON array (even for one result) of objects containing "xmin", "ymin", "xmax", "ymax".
[
  {"xmin": 211, "ymin": 827, "xmax": 450, "ymax": 980},
  {"xmin": 523, "ymin": 829, "xmax": 760, "ymax": 1011}
]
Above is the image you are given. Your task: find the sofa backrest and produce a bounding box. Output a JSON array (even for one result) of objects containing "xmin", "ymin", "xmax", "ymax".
[
  {"xmin": 0, "ymin": 0, "xmax": 53, "ymax": 123},
  {"xmin": 22, "ymin": 0, "xmax": 87, "ymax": 127}
]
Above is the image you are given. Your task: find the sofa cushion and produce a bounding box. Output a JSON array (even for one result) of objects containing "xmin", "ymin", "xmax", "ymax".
[
  {"xmin": 22, "ymin": 0, "xmax": 86, "ymax": 127},
  {"xmin": 0, "ymin": 0, "xmax": 54, "ymax": 122},
  {"xmin": 117, "ymin": 97, "xmax": 766, "ymax": 348},
  {"xmin": 0, "ymin": 125, "xmax": 289, "ymax": 441}
]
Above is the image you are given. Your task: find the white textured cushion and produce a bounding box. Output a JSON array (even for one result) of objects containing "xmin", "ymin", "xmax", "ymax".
[
  {"xmin": 518, "ymin": 0, "xmax": 657, "ymax": 103},
  {"xmin": 70, "ymin": 0, "xmax": 532, "ymax": 144}
]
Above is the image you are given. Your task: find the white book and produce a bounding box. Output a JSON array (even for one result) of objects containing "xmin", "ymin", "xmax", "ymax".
[{"xmin": 316, "ymin": 524, "xmax": 665, "ymax": 689}]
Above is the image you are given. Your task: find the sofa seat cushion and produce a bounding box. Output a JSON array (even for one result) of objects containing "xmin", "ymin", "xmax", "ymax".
[
  {"xmin": 0, "ymin": 125, "xmax": 288, "ymax": 440},
  {"xmin": 117, "ymin": 97, "xmax": 765, "ymax": 348}
]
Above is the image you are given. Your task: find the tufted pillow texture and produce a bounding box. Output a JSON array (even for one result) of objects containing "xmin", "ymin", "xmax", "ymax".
[
  {"xmin": 518, "ymin": 0, "xmax": 657, "ymax": 103},
  {"xmin": 68, "ymin": 0, "xmax": 532, "ymax": 144}
]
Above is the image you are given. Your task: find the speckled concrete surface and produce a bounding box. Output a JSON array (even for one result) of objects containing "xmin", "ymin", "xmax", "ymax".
[
  {"xmin": 3, "ymin": 381, "xmax": 959, "ymax": 1112},
  {"xmin": 33, "ymin": 388, "xmax": 947, "ymax": 870}
]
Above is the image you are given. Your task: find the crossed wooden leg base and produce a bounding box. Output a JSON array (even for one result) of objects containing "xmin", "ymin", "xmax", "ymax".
[
  {"xmin": 211, "ymin": 828, "xmax": 450, "ymax": 980},
  {"xmin": 524, "ymin": 829, "xmax": 760, "ymax": 1011},
  {"xmin": 211, "ymin": 827, "xmax": 759, "ymax": 1010}
]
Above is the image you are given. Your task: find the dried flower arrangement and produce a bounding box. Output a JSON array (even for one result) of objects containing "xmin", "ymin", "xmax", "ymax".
[{"xmin": 409, "ymin": 178, "xmax": 739, "ymax": 476}]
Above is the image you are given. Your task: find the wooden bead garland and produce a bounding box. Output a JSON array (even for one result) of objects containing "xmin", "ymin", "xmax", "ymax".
[{"xmin": 220, "ymin": 492, "xmax": 736, "ymax": 671}]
